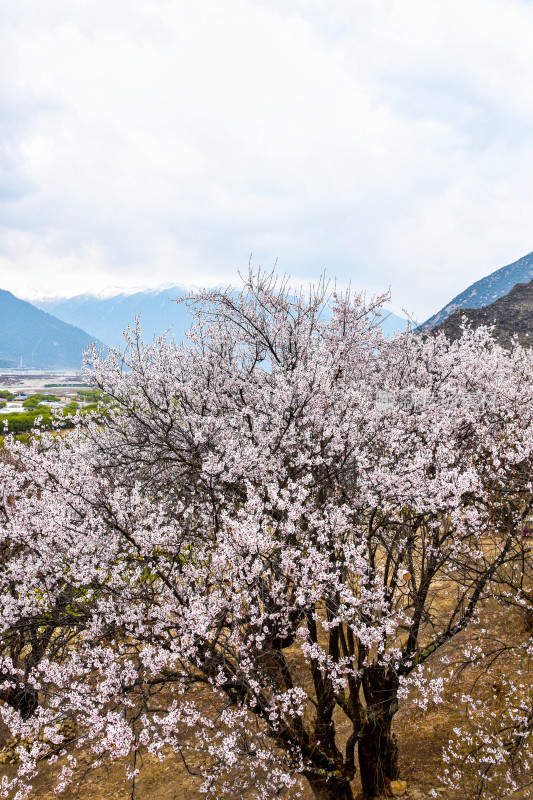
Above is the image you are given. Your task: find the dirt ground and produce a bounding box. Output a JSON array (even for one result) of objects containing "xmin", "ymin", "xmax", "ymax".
[
  {"xmin": 0, "ymin": 691, "xmax": 481, "ymax": 800},
  {"xmin": 0, "ymin": 710, "xmax": 528, "ymax": 800},
  {"xmin": 1, "ymin": 602, "xmax": 532, "ymax": 800},
  {"xmin": 0, "ymin": 708, "xmax": 466, "ymax": 800}
]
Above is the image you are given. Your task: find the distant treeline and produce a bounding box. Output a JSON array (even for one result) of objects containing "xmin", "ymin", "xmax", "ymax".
[
  {"xmin": 0, "ymin": 389, "xmax": 110, "ymax": 444},
  {"xmin": 1, "ymin": 402, "xmax": 96, "ymax": 434}
]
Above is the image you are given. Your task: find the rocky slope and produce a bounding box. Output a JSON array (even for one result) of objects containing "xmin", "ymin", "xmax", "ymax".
[
  {"xmin": 423, "ymin": 250, "xmax": 533, "ymax": 330},
  {"xmin": 433, "ymin": 278, "xmax": 533, "ymax": 347}
]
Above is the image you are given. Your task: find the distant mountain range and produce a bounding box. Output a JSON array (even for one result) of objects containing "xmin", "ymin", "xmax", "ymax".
[
  {"xmin": 6, "ymin": 244, "xmax": 533, "ymax": 371},
  {"xmin": 36, "ymin": 288, "xmax": 192, "ymax": 351},
  {"xmin": 0, "ymin": 289, "xmax": 101, "ymax": 369},
  {"xmin": 423, "ymin": 250, "xmax": 533, "ymax": 330},
  {"xmin": 36, "ymin": 288, "xmax": 408, "ymax": 350}
]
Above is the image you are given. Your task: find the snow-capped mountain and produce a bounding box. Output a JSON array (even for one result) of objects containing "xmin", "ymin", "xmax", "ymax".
[{"xmin": 35, "ymin": 287, "xmax": 408, "ymax": 350}]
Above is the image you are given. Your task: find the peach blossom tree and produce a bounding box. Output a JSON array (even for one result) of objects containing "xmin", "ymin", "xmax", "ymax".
[{"xmin": 1, "ymin": 270, "xmax": 533, "ymax": 800}]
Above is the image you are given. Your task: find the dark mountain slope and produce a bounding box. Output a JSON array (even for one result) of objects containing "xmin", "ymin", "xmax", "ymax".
[
  {"xmin": 434, "ymin": 278, "xmax": 533, "ymax": 348},
  {"xmin": 0, "ymin": 289, "xmax": 101, "ymax": 368},
  {"xmin": 423, "ymin": 250, "xmax": 533, "ymax": 329}
]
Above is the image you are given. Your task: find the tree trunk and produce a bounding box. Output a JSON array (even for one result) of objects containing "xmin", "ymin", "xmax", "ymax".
[
  {"xmin": 1, "ymin": 683, "xmax": 39, "ymax": 719},
  {"xmin": 358, "ymin": 665, "xmax": 400, "ymax": 798},
  {"xmin": 307, "ymin": 774, "xmax": 355, "ymax": 800},
  {"xmin": 358, "ymin": 711, "xmax": 398, "ymax": 798}
]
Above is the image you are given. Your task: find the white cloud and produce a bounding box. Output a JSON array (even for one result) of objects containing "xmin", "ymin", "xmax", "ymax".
[{"xmin": 1, "ymin": 0, "xmax": 533, "ymax": 318}]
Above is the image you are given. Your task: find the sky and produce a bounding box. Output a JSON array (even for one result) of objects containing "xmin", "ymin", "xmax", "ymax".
[{"xmin": 2, "ymin": 0, "xmax": 533, "ymax": 320}]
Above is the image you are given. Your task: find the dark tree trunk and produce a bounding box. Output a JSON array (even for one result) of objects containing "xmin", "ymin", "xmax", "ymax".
[
  {"xmin": 0, "ymin": 683, "xmax": 39, "ymax": 719},
  {"xmin": 358, "ymin": 711, "xmax": 398, "ymax": 797},
  {"xmin": 307, "ymin": 774, "xmax": 355, "ymax": 800},
  {"xmin": 358, "ymin": 665, "xmax": 400, "ymax": 798}
]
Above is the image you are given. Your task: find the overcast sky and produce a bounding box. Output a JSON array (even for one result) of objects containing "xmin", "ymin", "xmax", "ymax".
[{"xmin": 2, "ymin": 0, "xmax": 533, "ymax": 319}]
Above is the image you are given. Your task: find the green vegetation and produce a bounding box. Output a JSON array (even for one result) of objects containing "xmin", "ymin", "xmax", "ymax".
[
  {"xmin": 0, "ymin": 433, "xmax": 30, "ymax": 448},
  {"xmin": 44, "ymin": 383, "xmax": 87, "ymax": 388},
  {"xmin": 22, "ymin": 393, "xmax": 61, "ymax": 409},
  {"xmin": 2, "ymin": 406, "xmax": 54, "ymax": 433},
  {"xmin": 0, "ymin": 388, "xmax": 108, "ymax": 446},
  {"xmin": 77, "ymin": 388, "xmax": 110, "ymax": 403},
  {"xmin": 0, "ymin": 403, "xmax": 99, "ymax": 435},
  {"xmin": 1, "ymin": 408, "xmax": 52, "ymax": 433}
]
